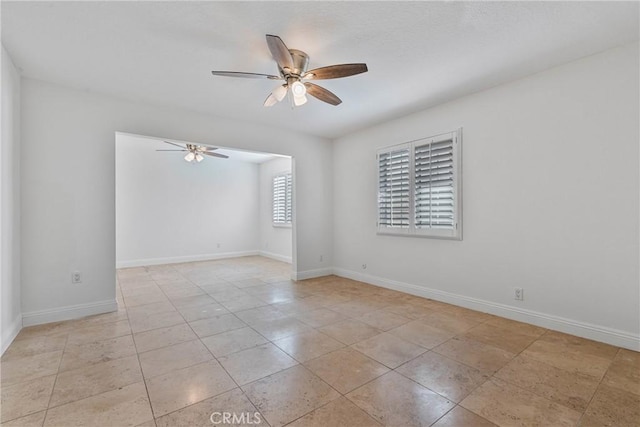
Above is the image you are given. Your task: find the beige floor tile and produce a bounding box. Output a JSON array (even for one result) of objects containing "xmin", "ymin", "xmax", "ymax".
[
  {"xmin": 495, "ymin": 354, "xmax": 600, "ymax": 412},
  {"xmin": 121, "ymin": 283, "xmax": 163, "ymax": 298},
  {"xmin": 292, "ymin": 307, "xmax": 347, "ymax": 328},
  {"xmin": 251, "ymin": 317, "xmax": 313, "ymax": 341},
  {"xmin": 139, "ymin": 340, "xmax": 213, "ymax": 379},
  {"xmin": 133, "ymin": 323, "xmax": 198, "ymax": 353},
  {"xmin": 355, "ymin": 310, "xmax": 411, "ymax": 331},
  {"xmin": 163, "ymin": 287, "xmax": 206, "ymax": 300},
  {"xmin": 484, "ymin": 317, "xmax": 546, "ymax": 338},
  {"xmin": 170, "ymin": 294, "xmax": 216, "ymax": 309},
  {"xmin": 331, "ymin": 300, "xmax": 384, "ymax": 318},
  {"xmin": 145, "ymin": 360, "xmax": 237, "ymax": 417},
  {"xmin": 1, "ymin": 335, "xmax": 67, "ymax": 362},
  {"xmin": 287, "ymin": 396, "xmax": 382, "ymax": 427},
  {"xmin": 43, "ymin": 381, "xmax": 153, "ymax": 427},
  {"xmin": 431, "ymin": 406, "xmax": 497, "ymax": 427},
  {"xmin": 154, "ymin": 388, "xmax": 259, "ymax": 427},
  {"xmin": 175, "ymin": 302, "xmax": 228, "ymax": 322},
  {"xmin": 602, "ymin": 349, "xmax": 640, "ymax": 395},
  {"xmin": 318, "ymin": 319, "xmax": 381, "ymax": 345},
  {"xmin": 434, "ymin": 336, "xmax": 515, "ymax": 374},
  {"xmin": 351, "ymin": 332, "xmax": 426, "ymax": 369},
  {"xmin": 50, "ymin": 354, "xmax": 143, "ymax": 407},
  {"xmin": 0, "ymin": 351, "xmax": 62, "ymax": 386},
  {"xmin": 396, "ymin": 352, "xmax": 489, "ymax": 403},
  {"xmin": 304, "ymin": 348, "xmax": 389, "ymax": 394},
  {"xmin": 0, "ymin": 375, "xmax": 55, "ymax": 423},
  {"xmin": 541, "ymin": 331, "xmax": 619, "ymax": 359},
  {"xmin": 421, "ymin": 311, "xmax": 480, "ymax": 335},
  {"xmin": 580, "ymin": 383, "xmax": 640, "ymax": 427},
  {"xmin": 272, "ymin": 299, "xmax": 325, "ymax": 316},
  {"xmin": 234, "ymin": 306, "xmax": 287, "ymax": 325},
  {"xmin": 463, "ymin": 323, "xmax": 538, "ymax": 354},
  {"xmin": 521, "ymin": 338, "xmax": 612, "ymax": 378},
  {"xmin": 383, "ymin": 302, "xmax": 435, "ymax": 319},
  {"xmin": 0, "ymin": 410, "xmax": 46, "ymax": 427},
  {"xmin": 273, "ymin": 330, "xmax": 344, "ymax": 363},
  {"xmin": 218, "ymin": 343, "xmax": 298, "ymax": 385},
  {"xmin": 460, "ymin": 379, "xmax": 581, "ymax": 427},
  {"xmin": 126, "ymin": 301, "xmax": 176, "ymax": 317},
  {"xmin": 188, "ymin": 314, "xmax": 246, "ymax": 338},
  {"xmin": 388, "ymin": 320, "xmax": 454, "ymax": 349},
  {"xmin": 201, "ymin": 327, "xmax": 268, "ymax": 357},
  {"xmin": 347, "ymin": 371, "xmax": 454, "ymax": 427},
  {"xmin": 124, "ymin": 292, "xmax": 170, "ymax": 308},
  {"xmin": 59, "ymin": 334, "xmax": 136, "ymax": 372},
  {"xmin": 66, "ymin": 320, "xmax": 131, "ymax": 345},
  {"xmin": 242, "ymin": 365, "xmax": 339, "ymax": 427},
  {"xmin": 128, "ymin": 310, "xmax": 185, "ymax": 334}
]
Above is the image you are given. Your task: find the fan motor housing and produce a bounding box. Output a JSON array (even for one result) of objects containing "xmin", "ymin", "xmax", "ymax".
[{"xmin": 282, "ymin": 49, "xmax": 309, "ymax": 77}]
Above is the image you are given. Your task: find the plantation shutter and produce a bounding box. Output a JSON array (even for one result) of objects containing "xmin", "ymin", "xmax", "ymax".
[
  {"xmin": 378, "ymin": 147, "xmax": 410, "ymax": 229},
  {"xmin": 414, "ymin": 138, "xmax": 455, "ymax": 229},
  {"xmin": 273, "ymin": 173, "xmax": 291, "ymax": 225}
]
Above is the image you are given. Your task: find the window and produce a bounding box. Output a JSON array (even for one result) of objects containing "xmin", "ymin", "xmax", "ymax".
[
  {"xmin": 273, "ymin": 172, "xmax": 292, "ymax": 226},
  {"xmin": 377, "ymin": 129, "xmax": 462, "ymax": 239}
]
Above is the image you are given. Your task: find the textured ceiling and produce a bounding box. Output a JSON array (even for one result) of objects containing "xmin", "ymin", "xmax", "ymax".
[{"xmin": 2, "ymin": 1, "xmax": 638, "ymax": 139}]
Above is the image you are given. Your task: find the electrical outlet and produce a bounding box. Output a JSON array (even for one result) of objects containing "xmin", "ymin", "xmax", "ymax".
[
  {"xmin": 514, "ymin": 287, "xmax": 524, "ymax": 301},
  {"xmin": 362, "ymin": 264, "xmax": 367, "ymax": 270},
  {"xmin": 72, "ymin": 271, "xmax": 82, "ymax": 284}
]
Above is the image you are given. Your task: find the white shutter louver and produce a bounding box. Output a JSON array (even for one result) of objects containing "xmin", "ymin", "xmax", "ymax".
[
  {"xmin": 415, "ymin": 138, "xmax": 455, "ymax": 229},
  {"xmin": 378, "ymin": 147, "xmax": 410, "ymax": 229},
  {"xmin": 273, "ymin": 173, "xmax": 292, "ymax": 226}
]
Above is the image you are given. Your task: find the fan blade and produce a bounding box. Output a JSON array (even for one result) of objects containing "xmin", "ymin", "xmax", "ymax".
[
  {"xmin": 304, "ymin": 83, "xmax": 342, "ymax": 106},
  {"xmin": 162, "ymin": 141, "xmax": 186, "ymax": 148},
  {"xmin": 266, "ymin": 35, "xmax": 294, "ymax": 71},
  {"xmin": 304, "ymin": 63, "xmax": 368, "ymax": 80},
  {"xmin": 156, "ymin": 149, "xmax": 187, "ymax": 152},
  {"xmin": 264, "ymin": 93, "xmax": 278, "ymax": 107},
  {"xmin": 211, "ymin": 71, "xmax": 280, "ymax": 79},
  {"xmin": 203, "ymin": 147, "xmax": 219, "ymax": 151},
  {"xmin": 202, "ymin": 151, "xmax": 229, "ymax": 159}
]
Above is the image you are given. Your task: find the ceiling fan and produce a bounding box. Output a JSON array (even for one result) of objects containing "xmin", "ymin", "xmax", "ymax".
[
  {"xmin": 156, "ymin": 141, "xmax": 229, "ymax": 163},
  {"xmin": 211, "ymin": 34, "xmax": 368, "ymax": 107}
]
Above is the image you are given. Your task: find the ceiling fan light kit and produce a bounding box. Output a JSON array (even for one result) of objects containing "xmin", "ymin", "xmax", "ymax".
[
  {"xmin": 211, "ymin": 34, "xmax": 368, "ymax": 108},
  {"xmin": 156, "ymin": 141, "xmax": 229, "ymax": 163}
]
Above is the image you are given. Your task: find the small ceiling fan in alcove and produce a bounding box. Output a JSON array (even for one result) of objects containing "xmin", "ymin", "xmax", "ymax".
[
  {"xmin": 211, "ymin": 34, "xmax": 368, "ymax": 107},
  {"xmin": 156, "ymin": 141, "xmax": 229, "ymax": 163}
]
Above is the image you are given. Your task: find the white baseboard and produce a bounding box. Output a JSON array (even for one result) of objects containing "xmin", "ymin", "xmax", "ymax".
[
  {"xmin": 1, "ymin": 314, "xmax": 23, "ymax": 355},
  {"xmin": 22, "ymin": 299, "xmax": 118, "ymax": 327},
  {"xmin": 116, "ymin": 251, "xmax": 260, "ymax": 269},
  {"xmin": 259, "ymin": 251, "xmax": 292, "ymax": 264},
  {"xmin": 333, "ymin": 267, "xmax": 640, "ymax": 351},
  {"xmin": 293, "ymin": 268, "xmax": 333, "ymax": 281}
]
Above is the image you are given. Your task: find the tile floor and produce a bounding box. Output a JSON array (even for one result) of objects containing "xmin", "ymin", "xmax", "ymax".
[{"xmin": 1, "ymin": 256, "xmax": 638, "ymax": 426}]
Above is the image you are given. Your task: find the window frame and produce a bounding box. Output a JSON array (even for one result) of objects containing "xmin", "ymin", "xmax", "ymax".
[
  {"xmin": 272, "ymin": 171, "xmax": 292, "ymax": 228},
  {"xmin": 377, "ymin": 129, "xmax": 462, "ymax": 240}
]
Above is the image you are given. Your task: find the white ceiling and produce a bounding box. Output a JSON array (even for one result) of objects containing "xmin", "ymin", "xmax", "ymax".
[{"xmin": 2, "ymin": 2, "xmax": 638, "ymax": 139}]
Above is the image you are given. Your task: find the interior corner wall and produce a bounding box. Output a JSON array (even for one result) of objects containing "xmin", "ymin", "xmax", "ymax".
[
  {"xmin": 258, "ymin": 157, "xmax": 293, "ymax": 263},
  {"xmin": 115, "ymin": 134, "xmax": 259, "ymax": 268},
  {"xmin": 332, "ymin": 42, "xmax": 640, "ymax": 350},
  {"xmin": 1, "ymin": 46, "xmax": 22, "ymax": 353},
  {"xmin": 20, "ymin": 78, "xmax": 333, "ymax": 325}
]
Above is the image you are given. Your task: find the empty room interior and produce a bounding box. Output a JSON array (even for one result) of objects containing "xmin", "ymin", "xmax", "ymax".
[{"xmin": 0, "ymin": 2, "xmax": 638, "ymax": 427}]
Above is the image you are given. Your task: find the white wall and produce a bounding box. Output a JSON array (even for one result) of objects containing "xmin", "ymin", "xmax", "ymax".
[
  {"xmin": 20, "ymin": 78, "xmax": 333, "ymax": 325},
  {"xmin": 1, "ymin": 46, "xmax": 22, "ymax": 353},
  {"xmin": 333, "ymin": 42, "xmax": 640, "ymax": 350},
  {"xmin": 259, "ymin": 157, "xmax": 293, "ymax": 263},
  {"xmin": 116, "ymin": 134, "xmax": 260, "ymax": 267}
]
